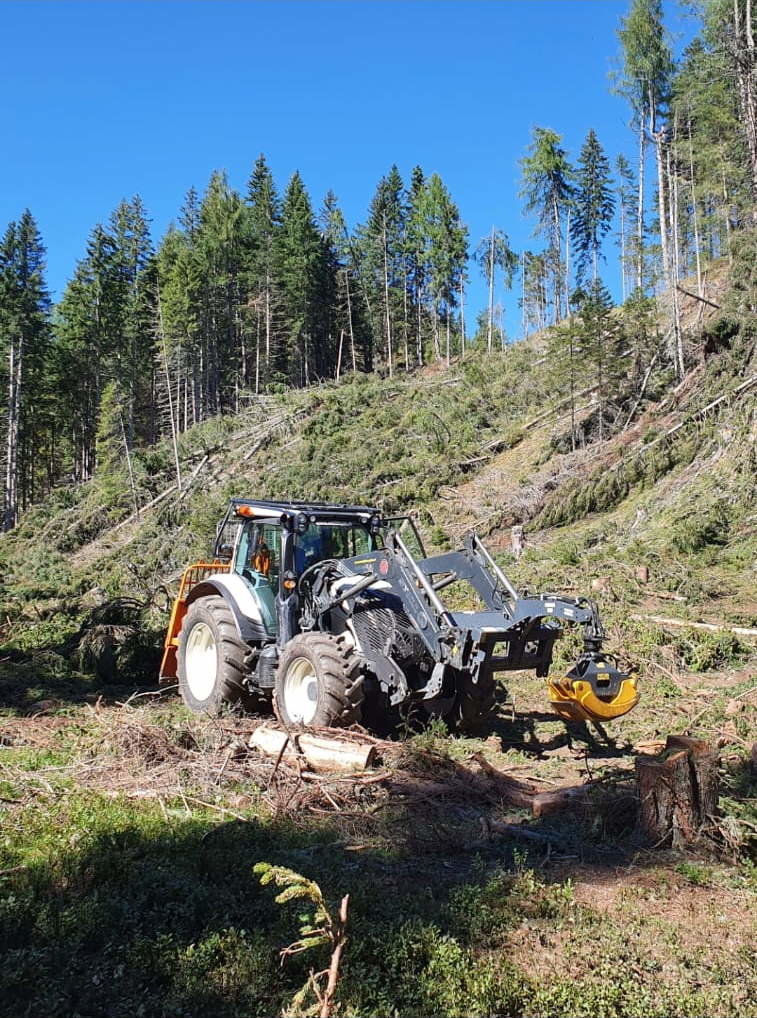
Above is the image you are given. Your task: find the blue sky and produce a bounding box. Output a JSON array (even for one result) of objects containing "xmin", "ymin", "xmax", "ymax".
[{"xmin": 2, "ymin": 0, "xmax": 695, "ymax": 335}]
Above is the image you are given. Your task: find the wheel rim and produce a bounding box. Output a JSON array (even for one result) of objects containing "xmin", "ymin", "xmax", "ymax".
[
  {"xmin": 283, "ymin": 656, "xmax": 319, "ymax": 724},
  {"xmin": 185, "ymin": 621, "xmax": 217, "ymax": 702}
]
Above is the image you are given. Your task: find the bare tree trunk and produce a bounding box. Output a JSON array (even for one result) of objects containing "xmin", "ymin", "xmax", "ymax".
[
  {"xmin": 652, "ymin": 94, "xmax": 683, "ymax": 379},
  {"xmin": 733, "ymin": 0, "xmax": 757, "ymax": 217},
  {"xmin": 382, "ymin": 217, "xmax": 393, "ymax": 377},
  {"xmin": 255, "ymin": 308, "xmax": 261, "ymax": 395},
  {"xmin": 157, "ymin": 289, "xmax": 183, "ymax": 491},
  {"xmin": 665, "ymin": 120, "xmax": 685, "ymax": 380},
  {"xmin": 336, "ymin": 329, "xmax": 344, "ymax": 383},
  {"xmin": 4, "ymin": 333, "xmax": 21, "ymax": 530},
  {"xmin": 636, "ymin": 112, "xmax": 646, "ymax": 291},
  {"xmin": 597, "ymin": 323, "xmax": 604, "ymax": 443},
  {"xmin": 721, "ymin": 160, "xmax": 734, "ymax": 264},
  {"xmin": 459, "ymin": 278, "xmax": 466, "ymax": 358},
  {"xmin": 487, "ymin": 227, "xmax": 494, "ymax": 353},
  {"xmin": 343, "ymin": 271, "xmax": 357, "ymax": 374},
  {"xmin": 619, "ymin": 188, "xmax": 627, "ymax": 302},
  {"xmin": 445, "ymin": 311, "xmax": 450, "ymax": 366},
  {"xmin": 120, "ymin": 411, "xmax": 140, "ymax": 517},
  {"xmin": 265, "ymin": 274, "xmax": 272, "ymax": 381},
  {"xmin": 687, "ymin": 117, "xmax": 703, "ymax": 297},
  {"xmin": 668, "ymin": 119, "xmax": 685, "ymax": 378},
  {"xmin": 416, "ymin": 276, "xmax": 423, "ymax": 367},
  {"xmin": 552, "ymin": 196, "xmax": 562, "ymax": 323},
  {"xmin": 569, "ymin": 327, "xmax": 576, "ymax": 451},
  {"xmin": 565, "ymin": 206, "xmax": 571, "ymax": 314},
  {"xmin": 402, "ymin": 264, "xmax": 409, "ymax": 371}
]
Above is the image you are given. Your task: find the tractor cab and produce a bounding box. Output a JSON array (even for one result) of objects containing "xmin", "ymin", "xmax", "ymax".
[
  {"xmin": 216, "ymin": 498, "xmax": 382, "ymax": 585},
  {"xmin": 210, "ymin": 498, "xmax": 385, "ymax": 642}
]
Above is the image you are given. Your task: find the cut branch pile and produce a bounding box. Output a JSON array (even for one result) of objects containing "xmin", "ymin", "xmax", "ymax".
[{"xmin": 1, "ymin": 708, "xmax": 613, "ymax": 852}]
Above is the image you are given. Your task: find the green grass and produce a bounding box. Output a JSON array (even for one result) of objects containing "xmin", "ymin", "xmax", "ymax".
[{"xmin": 1, "ymin": 776, "xmax": 754, "ymax": 1018}]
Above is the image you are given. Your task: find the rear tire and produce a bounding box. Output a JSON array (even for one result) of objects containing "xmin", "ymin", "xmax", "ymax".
[
  {"xmin": 178, "ymin": 596, "xmax": 249, "ymax": 715},
  {"xmin": 274, "ymin": 633, "xmax": 363, "ymax": 728}
]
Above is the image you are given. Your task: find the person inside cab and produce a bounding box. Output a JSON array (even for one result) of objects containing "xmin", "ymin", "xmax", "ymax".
[{"xmin": 251, "ymin": 535, "xmax": 272, "ymax": 578}]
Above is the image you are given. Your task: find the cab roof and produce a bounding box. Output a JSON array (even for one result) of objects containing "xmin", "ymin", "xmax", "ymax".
[{"xmin": 229, "ymin": 497, "xmax": 380, "ymax": 521}]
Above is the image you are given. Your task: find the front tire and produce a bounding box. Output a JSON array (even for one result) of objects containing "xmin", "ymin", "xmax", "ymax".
[
  {"xmin": 178, "ymin": 596, "xmax": 249, "ymax": 715},
  {"xmin": 448, "ymin": 673, "xmax": 498, "ymax": 732},
  {"xmin": 274, "ymin": 633, "xmax": 363, "ymax": 728}
]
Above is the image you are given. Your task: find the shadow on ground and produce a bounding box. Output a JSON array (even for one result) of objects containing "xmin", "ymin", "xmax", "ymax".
[{"xmin": 0, "ymin": 794, "xmax": 653, "ymax": 1018}]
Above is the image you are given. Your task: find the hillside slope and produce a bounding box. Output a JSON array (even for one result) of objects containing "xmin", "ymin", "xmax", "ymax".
[
  {"xmin": 0, "ymin": 278, "xmax": 754, "ymax": 706},
  {"xmin": 0, "ymin": 277, "xmax": 755, "ymax": 1018}
]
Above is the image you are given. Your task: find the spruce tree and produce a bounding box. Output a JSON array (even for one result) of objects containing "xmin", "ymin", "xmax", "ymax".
[
  {"xmin": 109, "ymin": 196, "xmax": 154, "ymax": 444},
  {"xmin": 359, "ymin": 166, "xmax": 407, "ymax": 376},
  {"xmin": 196, "ymin": 170, "xmax": 247, "ymax": 410},
  {"xmin": 519, "ymin": 128, "xmax": 574, "ymax": 322},
  {"xmin": 417, "ymin": 173, "xmax": 468, "ymax": 364},
  {"xmin": 575, "ymin": 279, "xmax": 622, "ymax": 442},
  {"xmin": 406, "ymin": 165, "xmax": 428, "ymax": 366},
  {"xmin": 0, "ymin": 211, "xmax": 51, "ymax": 528},
  {"xmin": 246, "ymin": 155, "xmax": 281, "ymax": 389},
  {"xmin": 53, "ymin": 223, "xmax": 121, "ymax": 482},
  {"xmin": 94, "ymin": 379, "xmax": 131, "ymax": 507},
  {"xmin": 156, "ymin": 225, "xmax": 202, "ymax": 435},
  {"xmin": 277, "ymin": 172, "xmax": 327, "ymax": 385},
  {"xmin": 571, "ymin": 130, "xmax": 615, "ymax": 283}
]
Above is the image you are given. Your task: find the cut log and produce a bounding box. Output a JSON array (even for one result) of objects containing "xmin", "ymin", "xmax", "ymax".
[
  {"xmin": 250, "ymin": 725, "xmax": 376, "ymax": 774},
  {"xmin": 635, "ymin": 735, "xmax": 719, "ymax": 848},
  {"xmin": 631, "ymin": 613, "xmax": 757, "ymax": 640}
]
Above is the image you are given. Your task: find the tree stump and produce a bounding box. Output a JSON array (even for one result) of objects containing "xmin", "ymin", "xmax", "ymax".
[
  {"xmin": 635, "ymin": 735, "xmax": 719, "ymax": 848},
  {"xmin": 634, "ymin": 565, "xmax": 649, "ymax": 584},
  {"xmin": 511, "ymin": 525, "xmax": 524, "ymax": 559}
]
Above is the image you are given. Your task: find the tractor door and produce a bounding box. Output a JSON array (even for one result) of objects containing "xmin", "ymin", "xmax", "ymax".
[{"xmin": 235, "ymin": 518, "xmax": 281, "ymax": 634}]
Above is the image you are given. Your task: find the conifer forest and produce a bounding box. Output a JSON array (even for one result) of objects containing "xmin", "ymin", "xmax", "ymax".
[{"xmin": 0, "ymin": 0, "xmax": 753, "ymax": 527}]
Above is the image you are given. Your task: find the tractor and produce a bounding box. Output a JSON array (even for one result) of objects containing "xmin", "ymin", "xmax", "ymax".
[{"xmin": 160, "ymin": 498, "xmax": 639, "ymax": 729}]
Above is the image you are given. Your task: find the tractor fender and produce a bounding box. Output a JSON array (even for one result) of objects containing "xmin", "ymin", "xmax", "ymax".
[{"xmin": 186, "ymin": 574, "xmax": 272, "ymax": 643}]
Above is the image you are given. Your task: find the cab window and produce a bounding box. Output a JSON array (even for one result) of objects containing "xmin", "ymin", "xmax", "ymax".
[
  {"xmin": 236, "ymin": 521, "xmax": 281, "ymax": 587},
  {"xmin": 293, "ymin": 522, "xmax": 374, "ymax": 573}
]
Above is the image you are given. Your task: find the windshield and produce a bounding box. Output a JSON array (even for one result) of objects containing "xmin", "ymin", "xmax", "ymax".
[
  {"xmin": 236, "ymin": 518, "xmax": 378, "ymax": 582},
  {"xmin": 294, "ymin": 522, "xmax": 375, "ymax": 573}
]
